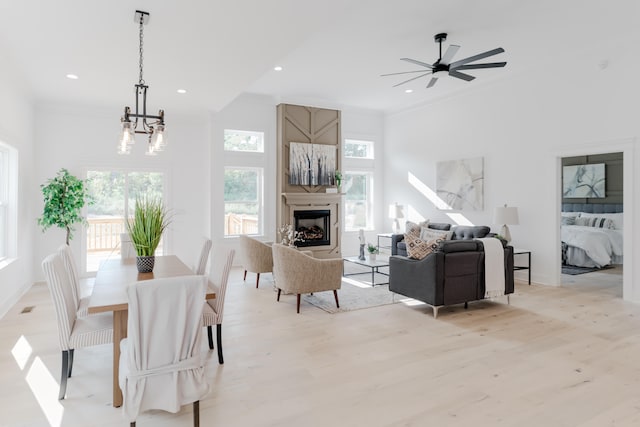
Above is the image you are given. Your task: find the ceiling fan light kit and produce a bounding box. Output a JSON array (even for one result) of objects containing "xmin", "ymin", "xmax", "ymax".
[{"xmin": 382, "ymin": 32, "xmax": 507, "ymax": 89}]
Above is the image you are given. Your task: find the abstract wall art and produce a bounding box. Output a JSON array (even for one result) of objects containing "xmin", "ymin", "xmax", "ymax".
[
  {"xmin": 563, "ymin": 163, "xmax": 606, "ymax": 198},
  {"xmin": 436, "ymin": 157, "xmax": 484, "ymax": 210},
  {"xmin": 289, "ymin": 142, "xmax": 337, "ymax": 186}
]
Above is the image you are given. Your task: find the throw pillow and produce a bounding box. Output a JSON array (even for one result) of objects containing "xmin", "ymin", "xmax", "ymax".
[
  {"xmin": 405, "ymin": 220, "xmax": 429, "ymax": 238},
  {"xmin": 561, "ymin": 216, "xmax": 576, "ymax": 226},
  {"xmin": 575, "ymin": 216, "xmax": 615, "ymax": 229},
  {"xmin": 405, "ymin": 235, "xmax": 443, "ymax": 260},
  {"xmin": 420, "ymin": 227, "xmax": 453, "ymax": 241}
]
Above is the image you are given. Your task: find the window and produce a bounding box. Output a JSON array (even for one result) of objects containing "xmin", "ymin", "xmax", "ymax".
[
  {"xmin": 345, "ymin": 139, "xmax": 374, "ymax": 159},
  {"xmin": 223, "ymin": 128, "xmax": 266, "ymax": 237},
  {"xmin": 343, "ymin": 171, "xmax": 373, "ymax": 231},
  {"xmin": 85, "ymin": 170, "xmax": 165, "ymax": 272},
  {"xmin": 224, "ymin": 167, "xmax": 262, "ymax": 236},
  {"xmin": 343, "ymin": 139, "xmax": 375, "ymax": 231},
  {"xmin": 224, "ymin": 129, "xmax": 264, "ymax": 153},
  {"xmin": 0, "ymin": 148, "xmax": 8, "ymax": 261}
]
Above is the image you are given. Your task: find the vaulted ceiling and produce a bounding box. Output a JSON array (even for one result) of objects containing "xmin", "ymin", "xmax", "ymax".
[{"xmin": 0, "ymin": 0, "xmax": 634, "ymax": 115}]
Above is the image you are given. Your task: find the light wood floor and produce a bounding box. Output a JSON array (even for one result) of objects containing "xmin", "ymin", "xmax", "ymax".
[{"xmin": 1, "ymin": 267, "xmax": 637, "ymax": 427}]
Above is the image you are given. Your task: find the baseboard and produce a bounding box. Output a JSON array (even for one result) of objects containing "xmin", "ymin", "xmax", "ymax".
[{"xmin": 0, "ymin": 280, "xmax": 35, "ymax": 320}]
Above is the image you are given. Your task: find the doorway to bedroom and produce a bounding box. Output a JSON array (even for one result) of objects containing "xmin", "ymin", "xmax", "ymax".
[{"xmin": 560, "ymin": 152, "xmax": 623, "ymax": 296}]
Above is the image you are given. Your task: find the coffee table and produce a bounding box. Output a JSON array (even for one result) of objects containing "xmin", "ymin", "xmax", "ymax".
[{"xmin": 343, "ymin": 256, "xmax": 390, "ymax": 286}]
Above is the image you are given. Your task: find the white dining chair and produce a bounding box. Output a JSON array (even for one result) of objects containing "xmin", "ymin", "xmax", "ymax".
[
  {"xmin": 120, "ymin": 232, "xmax": 136, "ymax": 259},
  {"xmin": 41, "ymin": 252, "xmax": 113, "ymax": 400},
  {"xmin": 194, "ymin": 237, "xmax": 212, "ymax": 275},
  {"xmin": 202, "ymin": 247, "xmax": 235, "ymax": 364},
  {"xmin": 58, "ymin": 244, "xmax": 94, "ymax": 317},
  {"xmin": 119, "ymin": 275, "xmax": 209, "ymax": 426}
]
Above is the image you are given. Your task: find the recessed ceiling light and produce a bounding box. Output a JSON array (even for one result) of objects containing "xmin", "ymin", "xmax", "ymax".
[
  {"xmin": 66, "ymin": 74, "xmax": 79, "ymax": 80},
  {"xmin": 405, "ymin": 89, "xmax": 413, "ymax": 93},
  {"xmin": 177, "ymin": 89, "xmax": 187, "ymax": 94},
  {"xmin": 274, "ymin": 66, "xmax": 283, "ymax": 71}
]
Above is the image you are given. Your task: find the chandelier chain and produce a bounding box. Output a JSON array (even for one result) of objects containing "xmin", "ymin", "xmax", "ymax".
[{"xmin": 138, "ymin": 15, "xmax": 145, "ymax": 85}]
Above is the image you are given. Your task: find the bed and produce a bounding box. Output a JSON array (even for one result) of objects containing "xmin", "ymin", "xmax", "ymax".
[{"xmin": 561, "ymin": 203, "xmax": 623, "ymax": 268}]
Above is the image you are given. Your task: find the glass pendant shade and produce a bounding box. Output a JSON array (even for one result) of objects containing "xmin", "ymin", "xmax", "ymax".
[
  {"xmin": 150, "ymin": 124, "xmax": 166, "ymax": 151},
  {"xmin": 117, "ymin": 121, "xmax": 135, "ymax": 154}
]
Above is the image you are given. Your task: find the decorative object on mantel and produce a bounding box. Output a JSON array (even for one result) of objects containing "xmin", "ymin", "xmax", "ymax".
[
  {"xmin": 367, "ymin": 243, "xmax": 379, "ymax": 261},
  {"xmin": 334, "ymin": 170, "xmax": 342, "ymax": 191},
  {"xmin": 493, "ymin": 204, "xmax": 519, "ymax": 245},
  {"xmin": 117, "ymin": 10, "xmax": 167, "ymax": 156},
  {"xmin": 126, "ymin": 196, "xmax": 172, "ymax": 273},
  {"xmin": 279, "ymin": 224, "xmax": 304, "ymax": 247},
  {"xmin": 389, "ymin": 202, "xmax": 404, "ymax": 234},
  {"xmin": 358, "ymin": 229, "xmax": 366, "ymax": 260},
  {"xmin": 38, "ymin": 168, "xmax": 93, "ymax": 245}
]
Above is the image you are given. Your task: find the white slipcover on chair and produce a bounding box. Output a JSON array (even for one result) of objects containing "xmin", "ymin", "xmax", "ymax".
[
  {"xmin": 271, "ymin": 243, "xmax": 342, "ymax": 313},
  {"xmin": 239, "ymin": 235, "xmax": 273, "ymax": 288},
  {"xmin": 58, "ymin": 244, "xmax": 94, "ymax": 317},
  {"xmin": 41, "ymin": 252, "xmax": 113, "ymax": 400},
  {"xmin": 120, "ymin": 232, "xmax": 136, "ymax": 259},
  {"xmin": 194, "ymin": 238, "xmax": 212, "ymax": 275},
  {"xmin": 119, "ymin": 275, "xmax": 209, "ymax": 426},
  {"xmin": 202, "ymin": 247, "xmax": 235, "ymax": 364}
]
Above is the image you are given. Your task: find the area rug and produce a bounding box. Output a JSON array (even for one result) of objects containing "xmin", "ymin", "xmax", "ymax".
[
  {"xmin": 562, "ymin": 265, "xmax": 610, "ymax": 275},
  {"xmin": 302, "ymin": 280, "xmax": 398, "ymax": 314}
]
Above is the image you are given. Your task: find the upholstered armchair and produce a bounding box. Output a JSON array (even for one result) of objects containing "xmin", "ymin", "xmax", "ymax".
[
  {"xmin": 239, "ymin": 235, "xmax": 273, "ymax": 288},
  {"xmin": 271, "ymin": 243, "xmax": 342, "ymax": 313}
]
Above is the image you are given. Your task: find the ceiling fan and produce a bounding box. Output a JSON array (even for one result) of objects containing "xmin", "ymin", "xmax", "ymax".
[{"xmin": 382, "ymin": 33, "xmax": 506, "ymax": 89}]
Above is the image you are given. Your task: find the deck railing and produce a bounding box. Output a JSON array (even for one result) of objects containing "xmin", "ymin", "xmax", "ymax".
[{"xmin": 87, "ymin": 217, "xmax": 126, "ymax": 252}]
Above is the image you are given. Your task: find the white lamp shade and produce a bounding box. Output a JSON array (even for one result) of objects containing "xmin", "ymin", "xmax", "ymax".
[
  {"xmin": 389, "ymin": 203, "xmax": 404, "ymax": 219},
  {"xmin": 493, "ymin": 206, "xmax": 519, "ymax": 225}
]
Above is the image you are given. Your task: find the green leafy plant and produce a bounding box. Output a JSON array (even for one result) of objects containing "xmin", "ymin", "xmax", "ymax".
[
  {"xmin": 126, "ymin": 196, "xmax": 172, "ymax": 257},
  {"xmin": 38, "ymin": 168, "xmax": 93, "ymax": 245},
  {"xmin": 367, "ymin": 243, "xmax": 379, "ymax": 254},
  {"xmin": 334, "ymin": 170, "xmax": 342, "ymax": 188}
]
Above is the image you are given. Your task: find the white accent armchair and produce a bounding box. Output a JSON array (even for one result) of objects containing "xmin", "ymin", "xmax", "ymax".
[{"xmin": 271, "ymin": 243, "xmax": 342, "ymax": 313}]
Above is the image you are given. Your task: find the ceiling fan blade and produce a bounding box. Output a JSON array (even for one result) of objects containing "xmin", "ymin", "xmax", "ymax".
[
  {"xmin": 448, "ymin": 70, "xmax": 475, "ymax": 81},
  {"xmin": 392, "ymin": 72, "xmax": 432, "ymax": 87},
  {"xmin": 426, "ymin": 77, "xmax": 438, "ymax": 88},
  {"xmin": 400, "ymin": 58, "xmax": 434, "ymax": 69},
  {"xmin": 380, "ymin": 70, "xmax": 434, "ymax": 77},
  {"xmin": 440, "ymin": 44, "xmax": 460, "ymax": 65},
  {"xmin": 452, "ymin": 62, "xmax": 507, "ymax": 70},
  {"xmin": 449, "ymin": 47, "xmax": 505, "ymax": 68}
]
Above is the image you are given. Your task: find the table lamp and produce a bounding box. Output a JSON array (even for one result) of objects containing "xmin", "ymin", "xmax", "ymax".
[
  {"xmin": 493, "ymin": 204, "xmax": 519, "ymax": 244},
  {"xmin": 389, "ymin": 202, "xmax": 404, "ymax": 234}
]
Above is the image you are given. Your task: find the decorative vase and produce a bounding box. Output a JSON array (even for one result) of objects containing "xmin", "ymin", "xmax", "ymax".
[
  {"xmin": 136, "ymin": 255, "xmax": 155, "ymax": 273},
  {"xmin": 358, "ymin": 244, "xmax": 366, "ymax": 261},
  {"xmin": 369, "ymin": 253, "xmax": 377, "ymax": 262}
]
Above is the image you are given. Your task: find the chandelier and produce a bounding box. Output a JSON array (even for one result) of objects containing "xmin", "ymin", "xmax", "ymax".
[{"xmin": 117, "ymin": 10, "xmax": 166, "ymax": 155}]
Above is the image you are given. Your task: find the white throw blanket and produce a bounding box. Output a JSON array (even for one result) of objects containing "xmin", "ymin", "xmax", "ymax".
[{"xmin": 477, "ymin": 238, "xmax": 505, "ymax": 299}]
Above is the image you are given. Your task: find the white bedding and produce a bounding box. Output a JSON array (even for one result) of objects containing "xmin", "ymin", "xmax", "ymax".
[{"xmin": 561, "ymin": 225, "xmax": 623, "ymax": 267}]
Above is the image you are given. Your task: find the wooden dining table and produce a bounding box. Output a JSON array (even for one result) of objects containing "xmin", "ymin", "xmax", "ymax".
[{"xmin": 87, "ymin": 255, "xmax": 216, "ymax": 408}]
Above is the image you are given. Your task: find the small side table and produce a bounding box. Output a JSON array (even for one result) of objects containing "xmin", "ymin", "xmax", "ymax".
[
  {"xmin": 377, "ymin": 233, "xmax": 394, "ymax": 253},
  {"xmin": 513, "ymin": 249, "xmax": 531, "ymax": 285}
]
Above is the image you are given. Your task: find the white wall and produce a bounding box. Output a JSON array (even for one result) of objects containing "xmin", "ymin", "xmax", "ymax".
[
  {"xmin": 382, "ymin": 27, "xmax": 640, "ymax": 297},
  {"xmin": 0, "ymin": 46, "xmax": 35, "ymax": 317},
  {"xmin": 33, "ymin": 103, "xmax": 210, "ymax": 281}
]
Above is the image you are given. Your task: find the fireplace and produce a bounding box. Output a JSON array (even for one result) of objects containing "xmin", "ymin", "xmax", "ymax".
[{"xmin": 294, "ymin": 209, "xmax": 330, "ymax": 247}]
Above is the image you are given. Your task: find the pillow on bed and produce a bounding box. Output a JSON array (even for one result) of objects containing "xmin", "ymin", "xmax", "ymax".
[
  {"xmin": 579, "ymin": 212, "xmax": 623, "ymax": 230},
  {"xmin": 561, "ymin": 216, "xmax": 576, "ymax": 226},
  {"xmin": 561, "ymin": 211, "xmax": 581, "ymax": 218},
  {"xmin": 575, "ymin": 216, "xmax": 615, "ymax": 229}
]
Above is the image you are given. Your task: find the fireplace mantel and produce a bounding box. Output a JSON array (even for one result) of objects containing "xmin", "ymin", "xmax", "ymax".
[{"xmin": 282, "ymin": 192, "xmax": 343, "ymax": 205}]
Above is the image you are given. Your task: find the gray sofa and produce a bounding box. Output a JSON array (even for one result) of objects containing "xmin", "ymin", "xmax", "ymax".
[{"xmin": 389, "ymin": 223, "xmax": 514, "ymax": 318}]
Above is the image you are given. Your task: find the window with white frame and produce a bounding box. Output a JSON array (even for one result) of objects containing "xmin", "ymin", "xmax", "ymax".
[
  {"xmin": 224, "ymin": 167, "xmax": 263, "ymax": 236},
  {"xmin": 85, "ymin": 170, "xmax": 165, "ymax": 272},
  {"xmin": 223, "ymin": 129, "xmax": 265, "ymax": 237},
  {"xmin": 343, "ymin": 139, "xmax": 375, "ymax": 231},
  {"xmin": 0, "ymin": 147, "xmax": 8, "ymax": 261}
]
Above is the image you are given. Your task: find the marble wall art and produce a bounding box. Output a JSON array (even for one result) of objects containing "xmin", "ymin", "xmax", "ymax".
[{"xmin": 436, "ymin": 157, "xmax": 484, "ymax": 210}]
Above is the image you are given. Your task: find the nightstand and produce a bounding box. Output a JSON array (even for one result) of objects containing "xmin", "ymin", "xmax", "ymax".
[{"xmin": 513, "ymin": 249, "xmax": 531, "ymax": 285}]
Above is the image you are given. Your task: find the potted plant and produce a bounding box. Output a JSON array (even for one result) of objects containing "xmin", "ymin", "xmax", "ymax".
[
  {"xmin": 334, "ymin": 170, "xmax": 342, "ymax": 191},
  {"xmin": 126, "ymin": 196, "xmax": 172, "ymax": 273},
  {"xmin": 38, "ymin": 168, "xmax": 93, "ymax": 245},
  {"xmin": 367, "ymin": 243, "xmax": 379, "ymax": 261}
]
